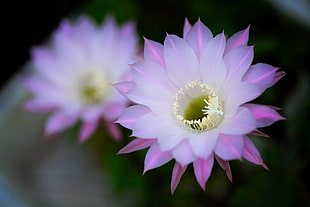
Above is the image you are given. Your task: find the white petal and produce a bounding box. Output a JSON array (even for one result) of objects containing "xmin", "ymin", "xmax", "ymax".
[
  {"xmin": 144, "ymin": 142, "xmax": 172, "ymax": 173},
  {"xmin": 200, "ymin": 33, "xmax": 227, "ymax": 88},
  {"xmin": 131, "ymin": 60, "xmax": 177, "ymax": 93},
  {"xmin": 172, "ymin": 139, "xmax": 197, "ymax": 166},
  {"xmin": 116, "ymin": 105, "xmax": 150, "ymax": 129},
  {"xmin": 157, "ymin": 126, "xmax": 185, "ymax": 151},
  {"xmin": 189, "ymin": 129, "xmax": 220, "ymax": 158},
  {"xmin": 164, "ymin": 35, "xmax": 200, "ymax": 88},
  {"xmin": 132, "ymin": 113, "xmax": 168, "ymax": 138},
  {"xmin": 127, "ymin": 85, "xmax": 172, "ymax": 117},
  {"xmin": 214, "ymin": 134, "xmax": 244, "ymax": 160},
  {"xmin": 220, "ymin": 107, "xmax": 256, "ymax": 135},
  {"xmin": 184, "ymin": 19, "xmax": 213, "ymax": 59}
]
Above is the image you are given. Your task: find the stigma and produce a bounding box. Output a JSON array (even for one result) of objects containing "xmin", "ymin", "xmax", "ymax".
[{"xmin": 172, "ymin": 81, "xmax": 224, "ymax": 132}]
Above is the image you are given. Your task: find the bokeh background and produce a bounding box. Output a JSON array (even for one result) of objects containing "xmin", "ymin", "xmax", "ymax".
[{"xmin": 1, "ymin": 0, "xmax": 309, "ymax": 206}]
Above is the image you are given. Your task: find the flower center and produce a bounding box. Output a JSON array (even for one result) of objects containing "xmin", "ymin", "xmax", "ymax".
[
  {"xmin": 78, "ymin": 71, "xmax": 110, "ymax": 105},
  {"xmin": 172, "ymin": 81, "xmax": 224, "ymax": 132}
]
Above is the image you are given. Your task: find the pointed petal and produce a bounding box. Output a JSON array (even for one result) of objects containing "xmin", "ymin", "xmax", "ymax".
[
  {"xmin": 172, "ymin": 139, "xmax": 198, "ymax": 166},
  {"xmin": 215, "ymin": 155, "xmax": 232, "ymax": 182},
  {"xmin": 144, "ymin": 38, "xmax": 165, "ymax": 67},
  {"xmin": 112, "ymin": 81, "xmax": 135, "ymax": 94},
  {"xmin": 81, "ymin": 106, "xmax": 103, "ymax": 122},
  {"xmin": 193, "ymin": 156, "xmax": 214, "ymax": 190},
  {"xmin": 45, "ymin": 112, "xmax": 77, "ymax": 136},
  {"xmin": 79, "ymin": 121, "xmax": 98, "ymax": 143},
  {"xmin": 116, "ymin": 105, "xmax": 150, "ymax": 129},
  {"xmin": 243, "ymin": 104, "xmax": 285, "ymax": 127},
  {"xmin": 243, "ymin": 136, "xmax": 268, "ymax": 170},
  {"xmin": 164, "ymin": 34, "xmax": 200, "ymax": 88},
  {"xmin": 183, "ymin": 18, "xmax": 192, "ymax": 37},
  {"xmin": 104, "ymin": 119, "xmax": 122, "ymax": 141},
  {"xmin": 225, "ymin": 26, "xmax": 250, "ymax": 55},
  {"xmin": 23, "ymin": 100, "xmax": 58, "ymax": 112},
  {"xmin": 270, "ymin": 71, "xmax": 286, "ymax": 87},
  {"xmin": 214, "ymin": 134, "xmax": 244, "ymax": 160},
  {"xmin": 127, "ymin": 85, "xmax": 171, "ymax": 116},
  {"xmin": 189, "ymin": 130, "xmax": 219, "ymax": 158},
  {"xmin": 131, "ymin": 113, "xmax": 167, "ymax": 138},
  {"xmin": 171, "ymin": 162, "xmax": 188, "ymax": 194},
  {"xmin": 131, "ymin": 60, "xmax": 176, "ymax": 92},
  {"xmin": 221, "ymin": 107, "xmax": 256, "ymax": 135},
  {"xmin": 242, "ymin": 63, "xmax": 284, "ymax": 91},
  {"xmin": 200, "ymin": 32, "xmax": 227, "ymax": 87},
  {"xmin": 184, "ymin": 19, "xmax": 213, "ymax": 59},
  {"xmin": 118, "ymin": 138, "xmax": 155, "ymax": 154},
  {"xmin": 31, "ymin": 48, "xmax": 68, "ymax": 86},
  {"xmin": 102, "ymin": 102, "xmax": 126, "ymax": 121},
  {"xmin": 224, "ymin": 45, "xmax": 254, "ymax": 81},
  {"xmin": 144, "ymin": 143, "xmax": 172, "ymax": 173},
  {"xmin": 157, "ymin": 126, "xmax": 184, "ymax": 151},
  {"xmin": 23, "ymin": 77, "xmax": 68, "ymax": 106},
  {"xmin": 250, "ymin": 130, "xmax": 270, "ymax": 138},
  {"xmin": 224, "ymin": 81, "xmax": 262, "ymax": 107}
]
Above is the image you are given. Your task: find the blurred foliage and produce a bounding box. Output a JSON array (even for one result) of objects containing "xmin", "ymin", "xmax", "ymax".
[{"xmin": 64, "ymin": 0, "xmax": 310, "ymax": 206}]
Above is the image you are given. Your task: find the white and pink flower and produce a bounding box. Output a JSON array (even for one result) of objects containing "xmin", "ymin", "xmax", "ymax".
[
  {"xmin": 24, "ymin": 16, "xmax": 138, "ymax": 142},
  {"xmin": 117, "ymin": 19, "xmax": 285, "ymax": 193}
]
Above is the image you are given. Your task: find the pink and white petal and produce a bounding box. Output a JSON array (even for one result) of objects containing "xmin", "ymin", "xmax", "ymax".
[
  {"xmin": 270, "ymin": 71, "xmax": 286, "ymax": 87},
  {"xmin": 79, "ymin": 121, "xmax": 98, "ymax": 143},
  {"xmin": 250, "ymin": 130, "xmax": 270, "ymax": 138},
  {"xmin": 184, "ymin": 19, "xmax": 213, "ymax": 59},
  {"xmin": 243, "ymin": 136, "xmax": 268, "ymax": 169},
  {"xmin": 172, "ymin": 139, "xmax": 197, "ymax": 166},
  {"xmin": 144, "ymin": 142, "xmax": 172, "ymax": 173},
  {"xmin": 102, "ymin": 102, "xmax": 127, "ymax": 121},
  {"xmin": 215, "ymin": 155, "xmax": 232, "ymax": 182},
  {"xmin": 23, "ymin": 77, "xmax": 67, "ymax": 104},
  {"xmin": 200, "ymin": 33, "xmax": 227, "ymax": 87},
  {"xmin": 143, "ymin": 38, "xmax": 165, "ymax": 67},
  {"xmin": 242, "ymin": 63, "xmax": 279, "ymax": 89},
  {"xmin": 53, "ymin": 30, "xmax": 88, "ymax": 73},
  {"xmin": 23, "ymin": 100, "xmax": 58, "ymax": 112},
  {"xmin": 73, "ymin": 16, "xmax": 97, "ymax": 50},
  {"xmin": 45, "ymin": 112, "xmax": 78, "ymax": 136},
  {"xmin": 131, "ymin": 113, "xmax": 167, "ymax": 138},
  {"xmin": 171, "ymin": 162, "xmax": 188, "ymax": 194},
  {"xmin": 115, "ymin": 22, "xmax": 138, "ymax": 65},
  {"xmin": 116, "ymin": 105, "xmax": 150, "ymax": 129},
  {"xmin": 224, "ymin": 26, "xmax": 250, "ymax": 55},
  {"xmin": 157, "ymin": 126, "xmax": 184, "ymax": 151},
  {"xmin": 163, "ymin": 34, "xmax": 200, "ymax": 87},
  {"xmin": 189, "ymin": 130, "xmax": 219, "ymax": 158},
  {"xmin": 183, "ymin": 18, "xmax": 192, "ymax": 38},
  {"xmin": 224, "ymin": 81, "xmax": 262, "ymax": 108},
  {"xmin": 103, "ymin": 119, "xmax": 122, "ymax": 141},
  {"xmin": 131, "ymin": 60, "xmax": 177, "ymax": 92},
  {"xmin": 97, "ymin": 18, "xmax": 119, "ymax": 65},
  {"xmin": 127, "ymin": 85, "xmax": 171, "ymax": 116},
  {"xmin": 243, "ymin": 104, "xmax": 285, "ymax": 128},
  {"xmin": 81, "ymin": 106, "xmax": 103, "ymax": 123},
  {"xmin": 31, "ymin": 48, "xmax": 68, "ymax": 86},
  {"xmin": 193, "ymin": 156, "xmax": 214, "ymax": 190},
  {"xmin": 224, "ymin": 45, "xmax": 254, "ymax": 81},
  {"xmin": 220, "ymin": 107, "xmax": 256, "ymax": 135},
  {"xmin": 118, "ymin": 138, "xmax": 156, "ymax": 154},
  {"xmin": 112, "ymin": 81, "xmax": 135, "ymax": 94},
  {"xmin": 214, "ymin": 134, "xmax": 244, "ymax": 160}
]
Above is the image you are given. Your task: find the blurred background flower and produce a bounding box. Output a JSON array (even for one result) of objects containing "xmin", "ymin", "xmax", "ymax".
[
  {"xmin": 1, "ymin": 0, "xmax": 309, "ymax": 207},
  {"xmin": 23, "ymin": 15, "xmax": 138, "ymax": 143}
]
